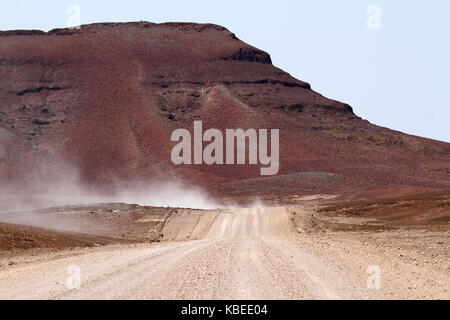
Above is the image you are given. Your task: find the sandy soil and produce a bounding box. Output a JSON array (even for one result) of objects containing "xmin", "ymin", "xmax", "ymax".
[
  {"xmin": 0, "ymin": 206, "xmax": 448, "ymax": 300},
  {"xmin": 0, "ymin": 203, "xmax": 172, "ymax": 242}
]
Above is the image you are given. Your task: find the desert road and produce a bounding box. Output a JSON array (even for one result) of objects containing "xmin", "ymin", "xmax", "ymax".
[{"xmin": 0, "ymin": 207, "xmax": 448, "ymax": 300}]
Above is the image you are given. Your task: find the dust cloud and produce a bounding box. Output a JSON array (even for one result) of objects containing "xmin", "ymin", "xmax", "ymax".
[{"xmin": 0, "ymin": 158, "xmax": 222, "ymax": 215}]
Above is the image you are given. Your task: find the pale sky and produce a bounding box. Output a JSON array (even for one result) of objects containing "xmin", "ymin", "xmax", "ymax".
[{"xmin": 1, "ymin": 0, "xmax": 449, "ymax": 142}]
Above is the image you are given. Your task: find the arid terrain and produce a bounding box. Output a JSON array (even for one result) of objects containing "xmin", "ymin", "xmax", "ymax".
[
  {"xmin": 0, "ymin": 22, "xmax": 449, "ymax": 206},
  {"xmin": 0, "ymin": 191, "xmax": 448, "ymax": 300},
  {"xmin": 0, "ymin": 22, "xmax": 449, "ymax": 300}
]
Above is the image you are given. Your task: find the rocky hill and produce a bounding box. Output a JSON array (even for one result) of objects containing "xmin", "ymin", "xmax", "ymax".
[{"xmin": 0, "ymin": 22, "xmax": 449, "ymax": 202}]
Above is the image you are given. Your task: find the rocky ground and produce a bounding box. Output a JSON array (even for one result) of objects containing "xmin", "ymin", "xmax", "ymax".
[{"xmin": 0, "ymin": 191, "xmax": 448, "ymax": 300}]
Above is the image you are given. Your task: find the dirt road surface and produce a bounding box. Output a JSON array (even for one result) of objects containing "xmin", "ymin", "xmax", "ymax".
[{"xmin": 0, "ymin": 207, "xmax": 448, "ymax": 299}]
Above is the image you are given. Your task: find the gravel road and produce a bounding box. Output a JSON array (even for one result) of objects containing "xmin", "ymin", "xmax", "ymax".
[{"xmin": 0, "ymin": 207, "xmax": 448, "ymax": 299}]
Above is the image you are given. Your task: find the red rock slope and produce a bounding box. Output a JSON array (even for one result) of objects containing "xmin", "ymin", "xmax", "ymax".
[{"xmin": 0, "ymin": 22, "xmax": 449, "ymax": 200}]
